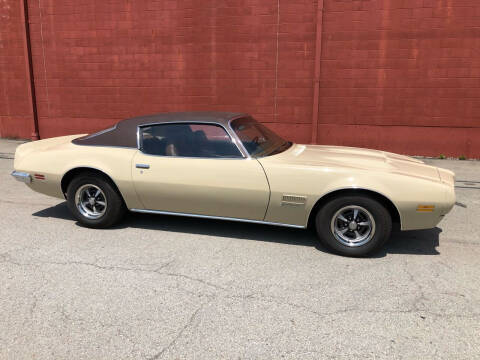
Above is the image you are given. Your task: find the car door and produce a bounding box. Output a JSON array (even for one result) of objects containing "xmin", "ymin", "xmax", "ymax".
[{"xmin": 132, "ymin": 122, "xmax": 270, "ymax": 221}]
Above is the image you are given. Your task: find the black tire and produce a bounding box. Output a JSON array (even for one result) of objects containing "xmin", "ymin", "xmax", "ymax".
[
  {"xmin": 315, "ymin": 195, "xmax": 392, "ymax": 257},
  {"xmin": 66, "ymin": 174, "xmax": 126, "ymax": 228}
]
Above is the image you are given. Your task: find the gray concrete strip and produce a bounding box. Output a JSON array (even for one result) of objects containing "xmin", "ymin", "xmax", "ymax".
[
  {"xmin": 0, "ymin": 138, "xmax": 28, "ymax": 155},
  {"xmin": 424, "ymin": 158, "xmax": 480, "ymax": 181}
]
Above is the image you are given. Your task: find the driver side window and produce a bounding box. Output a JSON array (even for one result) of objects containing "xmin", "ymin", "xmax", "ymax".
[{"xmin": 140, "ymin": 123, "xmax": 243, "ymax": 158}]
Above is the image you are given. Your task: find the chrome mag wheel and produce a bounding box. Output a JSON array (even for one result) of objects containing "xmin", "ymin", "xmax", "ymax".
[
  {"xmin": 75, "ymin": 184, "xmax": 107, "ymax": 220},
  {"xmin": 330, "ymin": 205, "xmax": 376, "ymax": 247}
]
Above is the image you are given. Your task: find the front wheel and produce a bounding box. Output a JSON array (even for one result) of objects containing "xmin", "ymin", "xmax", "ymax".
[
  {"xmin": 66, "ymin": 174, "xmax": 126, "ymax": 228},
  {"xmin": 315, "ymin": 195, "xmax": 392, "ymax": 257}
]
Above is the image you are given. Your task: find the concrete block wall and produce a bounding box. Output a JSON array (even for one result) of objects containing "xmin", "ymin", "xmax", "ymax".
[
  {"xmin": 317, "ymin": 0, "xmax": 480, "ymax": 157},
  {"xmin": 0, "ymin": 0, "xmax": 479, "ymax": 157},
  {"xmin": 0, "ymin": 0, "xmax": 32, "ymax": 138}
]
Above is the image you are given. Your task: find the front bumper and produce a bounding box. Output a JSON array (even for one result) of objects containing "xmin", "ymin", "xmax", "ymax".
[{"xmin": 11, "ymin": 171, "xmax": 31, "ymax": 183}]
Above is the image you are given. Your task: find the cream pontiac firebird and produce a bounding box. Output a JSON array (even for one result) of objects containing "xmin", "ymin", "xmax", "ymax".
[{"xmin": 11, "ymin": 112, "xmax": 455, "ymax": 256}]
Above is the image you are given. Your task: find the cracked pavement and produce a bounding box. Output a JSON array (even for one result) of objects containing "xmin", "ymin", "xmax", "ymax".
[{"xmin": 1, "ymin": 142, "xmax": 479, "ymax": 359}]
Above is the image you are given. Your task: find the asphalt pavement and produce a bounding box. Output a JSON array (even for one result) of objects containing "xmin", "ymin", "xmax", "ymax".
[{"xmin": 0, "ymin": 140, "xmax": 479, "ymax": 359}]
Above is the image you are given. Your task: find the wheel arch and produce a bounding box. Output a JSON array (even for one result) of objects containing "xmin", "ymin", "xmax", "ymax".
[
  {"xmin": 61, "ymin": 167, "xmax": 123, "ymax": 201},
  {"xmin": 307, "ymin": 188, "xmax": 401, "ymax": 229}
]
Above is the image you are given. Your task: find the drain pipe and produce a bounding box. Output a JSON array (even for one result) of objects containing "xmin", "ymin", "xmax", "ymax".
[
  {"xmin": 311, "ymin": 0, "xmax": 325, "ymax": 144},
  {"xmin": 20, "ymin": 0, "xmax": 40, "ymax": 140}
]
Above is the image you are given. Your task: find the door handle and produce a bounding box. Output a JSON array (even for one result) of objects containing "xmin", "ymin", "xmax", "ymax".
[{"xmin": 136, "ymin": 164, "xmax": 150, "ymax": 169}]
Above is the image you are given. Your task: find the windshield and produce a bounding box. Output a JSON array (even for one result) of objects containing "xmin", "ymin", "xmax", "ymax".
[{"xmin": 230, "ymin": 117, "xmax": 292, "ymax": 157}]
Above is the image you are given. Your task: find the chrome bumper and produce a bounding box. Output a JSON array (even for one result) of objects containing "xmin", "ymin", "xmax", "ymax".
[{"xmin": 11, "ymin": 171, "xmax": 31, "ymax": 183}]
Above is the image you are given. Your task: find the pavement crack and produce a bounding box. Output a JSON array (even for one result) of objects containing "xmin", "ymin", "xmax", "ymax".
[
  {"xmin": 1, "ymin": 257, "xmax": 225, "ymax": 291},
  {"xmin": 147, "ymin": 303, "xmax": 207, "ymax": 360},
  {"xmin": 223, "ymin": 292, "xmax": 480, "ymax": 320},
  {"xmin": 29, "ymin": 294, "xmax": 38, "ymax": 318},
  {"xmin": 403, "ymin": 259, "xmax": 428, "ymax": 313},
  {"xmin": 157, "ymin": 272, "xmax": 226, "ymax": 290}
]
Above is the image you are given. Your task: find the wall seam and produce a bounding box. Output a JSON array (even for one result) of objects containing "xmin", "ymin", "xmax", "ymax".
[
  {"xmin": 20, "ymin": 0, "xmax": 39, "ymax": 140},
  {"xmin": 38, "ymin": 0, "xmax": 51, "ymax": 129},
  {"xmin": 273, "ymin": 0, "xmax": 280, "ymax": 123},
  {"xmin": 311, "ymin": 0, "xmax": 325, "ymax": 144}
]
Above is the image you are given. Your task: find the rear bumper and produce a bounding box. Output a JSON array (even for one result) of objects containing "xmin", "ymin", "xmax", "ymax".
[{"xmin": 11, "ymin": 171, "xmax": 31, "ymax": 183}]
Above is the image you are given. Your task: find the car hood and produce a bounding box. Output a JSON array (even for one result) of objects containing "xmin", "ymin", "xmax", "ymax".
[{"xmin": 267, "ymin": 144, "xmax": 448, "ymax": 183}]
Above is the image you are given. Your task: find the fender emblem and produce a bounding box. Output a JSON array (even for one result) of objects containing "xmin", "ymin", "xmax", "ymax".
[{"xmin": 281, "ymin": 195, "xmax": 306, "ymax": 206}]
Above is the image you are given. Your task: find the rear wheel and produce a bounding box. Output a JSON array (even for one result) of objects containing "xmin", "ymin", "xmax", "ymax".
[
  {"xmin": 66, "ymin": 175, "xmax": 126, "ymax": 228},
  {"xmin": 315, "ymin": 195, "xmax": 392, "ymax": 257}
]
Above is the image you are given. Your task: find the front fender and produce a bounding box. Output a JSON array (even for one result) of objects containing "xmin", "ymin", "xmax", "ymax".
[
  {"xmin": 309, "ymin": 171, "xmax": 454, "ymax": 230},
  {"xmin": 261, "ymin": 161, "xmax": 452, "ymax": 229}
]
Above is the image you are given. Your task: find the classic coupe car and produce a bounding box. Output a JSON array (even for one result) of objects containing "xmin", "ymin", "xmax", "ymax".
[{"xmin": 12, "ymin": 112, "xmax": 455, "ymax": 256}]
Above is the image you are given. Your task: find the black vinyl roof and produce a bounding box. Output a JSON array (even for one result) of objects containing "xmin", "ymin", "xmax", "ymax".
[{"xmin": 72, "ymin": 112, "xmax": 246, "ymax": 148}]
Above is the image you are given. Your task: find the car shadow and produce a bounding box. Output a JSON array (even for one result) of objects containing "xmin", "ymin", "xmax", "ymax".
[{"xmin": 33, "ymin": 202, "xmax": 441, "ymax": 257}]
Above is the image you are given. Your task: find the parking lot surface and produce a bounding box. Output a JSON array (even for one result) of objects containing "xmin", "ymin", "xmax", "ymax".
[{"xmin": 1, "ymin": 142, "xmax": 479, "ymax": 359}]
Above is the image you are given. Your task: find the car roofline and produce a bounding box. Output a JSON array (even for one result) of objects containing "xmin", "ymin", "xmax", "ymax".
[{"xmin": 72, "ymin": 112, "xmax": 250, "ymax": 149}]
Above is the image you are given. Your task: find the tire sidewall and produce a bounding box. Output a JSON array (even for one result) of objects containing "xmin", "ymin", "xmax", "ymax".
[
  {"xmin": 316, "ymin": 196, "xmax": 392, "ymax": 257},
  {"xmin": 66, "ymin": 175, "xmax": 125, "ymax": 228}
]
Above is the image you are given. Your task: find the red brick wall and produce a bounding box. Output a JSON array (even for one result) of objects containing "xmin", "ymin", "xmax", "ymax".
[
  {"xmin": 0, "ymin": 0, "xmax": 32, "ymax": 138},
  {"xmin": 24, "ymin": 0, "xmax": 317, "ymax": 143},
  {"xmin": 318, "ymin": 0, "xmax": 480, "ymax": 157},
  {"xmin": 1, "ymin": 0, "xmax": 479, "ymax": 157}
]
